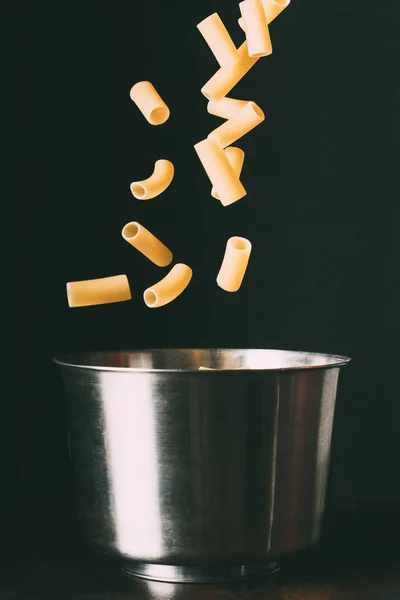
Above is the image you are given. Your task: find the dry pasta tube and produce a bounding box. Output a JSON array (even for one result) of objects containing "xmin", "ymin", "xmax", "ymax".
[
  {"xmin": 240, "ymin": 0, "xmax": 272, "ymax": 58},
  {"xmin": 197, "ymin": 13, "xmax": 238, "ymax": 67},
  {"xmin": 130, "ymin": 159, "xmax": 174, "ymax": 200},
  {"xmin": 129, "ymin": 81, "xmax": 170, "ymax": 125},
  {"xmin": 208, "ymin": 102, "xmax": 265, "ymax": 149},
  {"xmin": 211, "ymin": 147, "xmax": 245, "ymax": 200},
  {"xmin": 262, "ymin": 0, "xmax": 291, "ymax": 24},
  {"xmin": 238, "ymin": 0, "xmax": 291, "ymax": 29},
  {"xmin": 201, "ymin": 42, "xmax": 259, "ymax": 101},
  {"xmin": 144, "ymin": 264, "xmax": 193, "ymax": 308},
  {"xmin": 194, "ymin": 138, "xmax": 246, "ymax": 206},
  {"xmin": 121, "ymin": 222, "xmax": 173, "ymax": 267},
  {"xmin": 207, "ymin": 97, "xmax": 248, "ymax": 119},
  {"xmin": 217, "ymin": 237, "xmax": 252, "ymax": 292},
  {"xmin": 67, "ymin": 275, "xmax": 131, "ymax": 308}
]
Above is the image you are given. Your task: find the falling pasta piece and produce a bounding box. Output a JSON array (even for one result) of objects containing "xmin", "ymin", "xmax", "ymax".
[
  {"xmin": 130, "ymin": 159, "xmax": 174, "ymax": 200},
  {"xmin": 262, "ymin": 0, "xmax": 291, "ymax": 24},
  {"xmin": 239, "ymin": 0, "xmax": 291, "ymax": 29},
  {"xmin": 208, "ymin": 101, "xmax": 265, "ymax": 149},
  {"xmin": 66, "ymin": 275, "xmax": 131, "ymax": 308},
  {"xmin": 194, "ymin": 138, "xmax": 246, "ymax": 206},
  {"xmin": 197, "ymin": 13, "xmax": 238, "ymax": 67},
  {"xmin": 211, "ymin": 147, "xmax": 245, "ymax": 200},
  {"xmin": 207, "ymin": 97, "xmax": 248, "ymax": 120},
  {"xmin": 201, "ymin": 42, "xmax": 259, "ymax": 101},
  {"xmin": 121, "ymin": 222, "xmax": 173, "ymax": 267},
  {"xmin": 129, "ymin": 81, "xmax": 170, "ymax": 125},
  {"xmin": 217, "ymin": 237, "xmax": 252, "ymax": 292},
  {"xmin": 144, "ymin": 264, "xmax": 193, "ymax": 308},
  {"xmin": 240, "ymin": 0, "xmax": 272, "ymax": 58}
]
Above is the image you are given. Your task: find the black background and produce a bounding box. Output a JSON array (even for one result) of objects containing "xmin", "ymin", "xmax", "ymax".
[{"xmin": 7, "ymin": 0, "xmax": 400, "ymax": 534}]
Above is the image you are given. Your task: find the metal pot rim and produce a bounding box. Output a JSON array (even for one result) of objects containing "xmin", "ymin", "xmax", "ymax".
[{"xmin": 53, "ymin": 348, "xmax": 352, "ymax": 373}]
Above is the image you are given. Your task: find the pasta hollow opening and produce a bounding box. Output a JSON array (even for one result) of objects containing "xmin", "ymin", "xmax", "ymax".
[
  {"xmin": 150, "ymin": 107, "xmax": 169, "ymax": 125},
  {"xmin": 131, "ymin": 183, "xmax": 146, "ymax": 198},
  {"xmin": 232, "ymin": 237, "xmax": 251, "ymax": 251},
  {"xmin": 203, "ymin": 90, "xmax": 212, "ymax": 100},
  {"xmin": 122, "ymin": 222, "xmax": 139, "ymax": 239},
  {"xmin": 249, "ymin": 102, "xmax": 264, "ymax": 119},
  {"xmin": 144, "ymin": 290, "xmax": 158, "ymax": 307}
]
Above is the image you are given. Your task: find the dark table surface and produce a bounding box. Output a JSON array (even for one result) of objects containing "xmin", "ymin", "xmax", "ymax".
[{"xmin": 1, "ymin": 508, "xmax": 399, "ymax": 600}]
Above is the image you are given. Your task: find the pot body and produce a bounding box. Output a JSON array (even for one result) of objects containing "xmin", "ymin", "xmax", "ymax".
[{"xmin": 55, "ymin": 349, "xmax": 350, "ymax": 580}]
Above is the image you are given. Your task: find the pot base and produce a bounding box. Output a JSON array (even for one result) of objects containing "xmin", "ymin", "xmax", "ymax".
[{"xmin": 121, "ymin": 560, "xmax": 280, "ymax": 583}]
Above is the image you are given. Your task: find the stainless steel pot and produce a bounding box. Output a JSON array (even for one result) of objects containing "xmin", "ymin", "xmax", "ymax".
[{"xmin": 54, "ymin": 348, "xmax": 350, "ymax": 583}]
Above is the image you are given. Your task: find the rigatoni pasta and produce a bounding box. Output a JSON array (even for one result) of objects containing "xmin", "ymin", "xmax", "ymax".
[
  {"xmin": 201, "ymin": 42, "xmax": 259, "ymax": 101},
  {"xmin": 144, "ymin": 264, "xmax": 193, "ymax": 308},
  {"xmin": 197, "ymin": 13, "xmax": 238, "ymax": 68},
  {"xmin": 67, "ymin": 275, "xmax": 131, "ymax": 308},
  {"xmin": 66, "ymin": 2, "xmax": 291, "ymax": 310},
  {"xmin": 121, "ymin": 222, "xmax": 173, "ymax": 267},
  {"xmin": 130, "ymin": 159, "xmax": 174, "ymax": 200},
  {"xmin": 194, "ymin": 138, "xmax": 246, "ymax": 206},
  {"xmin": 208, "ymin": 101, "xmax": 265, "ymax": 149},
  {"xmin": 211, "ymin": 147, "xmax": 245, "ymax": 200},
  {"xmin": 217, "ymin": 237, "xmax": 252, "ymax": 292},
  {"xmin": 207, "ymin": 97, "xmax": 248, "ymax": 120},
  {"xmin": 129, "ymin": 81, "xmax": 170, "ymax": 125},
  {"xmin": 262, "ymin": 0, "xmax": 291, "ymax": 24},
  {"xmin": 239, "ymin": 0, "xmax": 291, "ymax": 29},
  {"xmin": 240, "ymin": 0, "xmax": 272, "ymax": 58}
]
